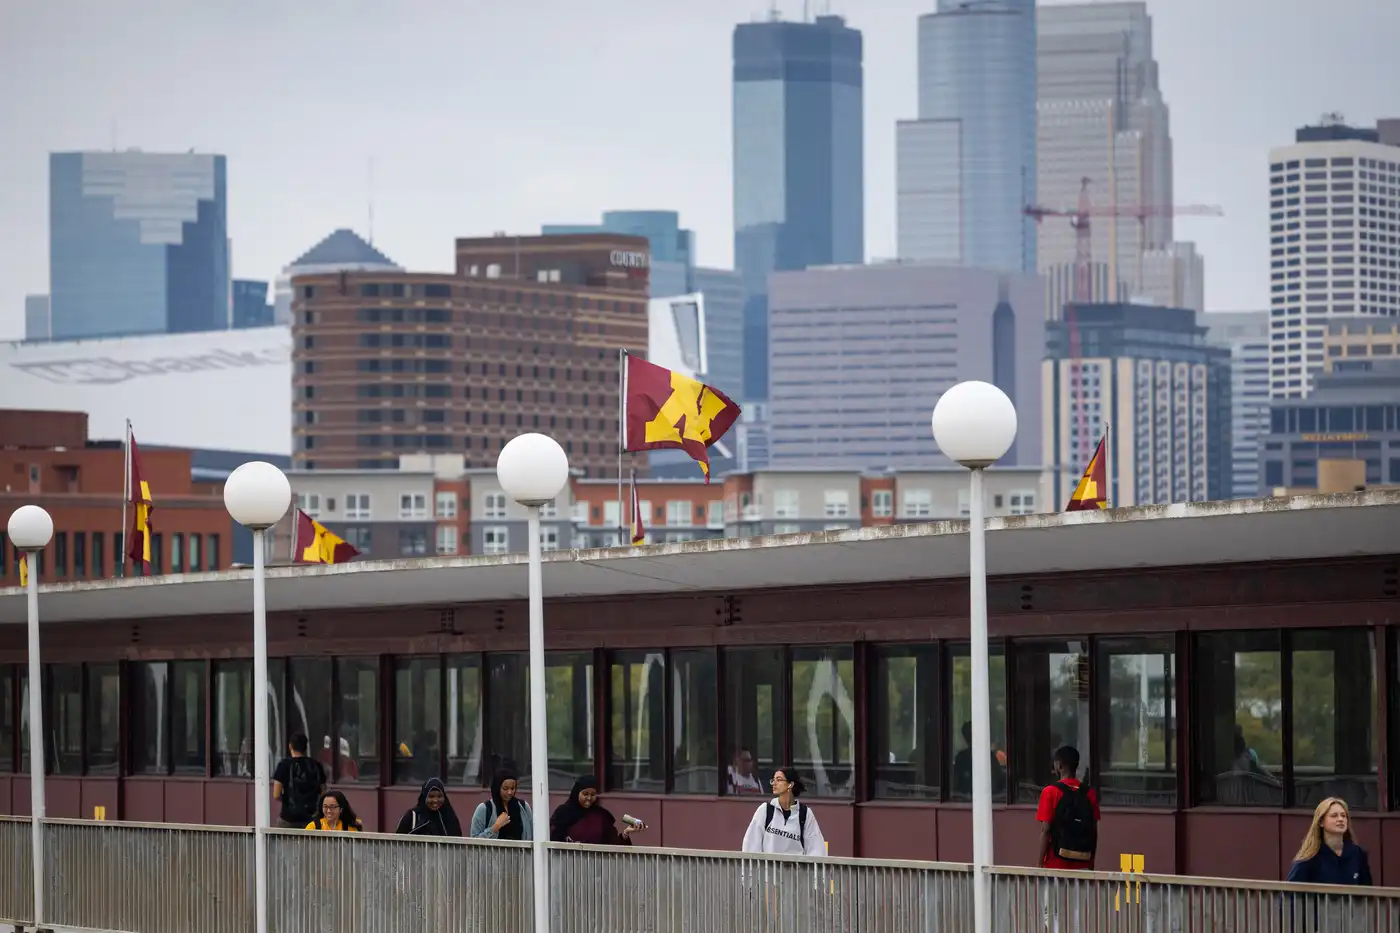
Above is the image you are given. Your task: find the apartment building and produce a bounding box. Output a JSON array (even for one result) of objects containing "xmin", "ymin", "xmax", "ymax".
[{"xmin": 572, "ymin": 477, "xmax": 726, "ymax": 548}]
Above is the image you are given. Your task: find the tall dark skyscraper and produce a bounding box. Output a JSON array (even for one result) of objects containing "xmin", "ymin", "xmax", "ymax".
[
  {"xmin": 733, "ymin": 13, "xmax": 864, "ymax": 402},
  {"xmin": 49, "ymin": 150, "xmax": 229, "ymax": 340}
]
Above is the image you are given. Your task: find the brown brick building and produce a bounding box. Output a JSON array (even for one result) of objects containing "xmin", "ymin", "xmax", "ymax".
[
  {"xmin": 0, "ymin": 410, "xmax": 234, "ymax": 583},
  {"xmin": 290, "ymin": 233, "xmax": 650, "ymax": 477}
]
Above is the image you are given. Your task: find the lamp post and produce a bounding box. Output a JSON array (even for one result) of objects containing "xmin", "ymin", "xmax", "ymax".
[
  {"xmin": 222, "ymin": 462, "xmax": 292, "ymax": 933},
  {"xmin": 496, "ymin": 433, "xmax": 570, "ymax": 933},
  {"xmin": 931, "ymin": 381, "xmax": 1018, "ymax": 933},
  {"xmin": 8, "ymin": 505, "xmax": 53, "ymax": 932}
]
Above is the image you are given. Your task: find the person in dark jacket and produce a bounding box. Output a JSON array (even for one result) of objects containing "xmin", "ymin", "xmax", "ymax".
[
  {"xmin": 395, "ymin": 777, "xmax": 463, "ymax": 836},
  {"xmin": 549, "ymin": 775, "xmax": 638, "ymax": 845},
  {"xmin": 1286, "ymin": 796, "xmax": 1372, "ymax": 886}
]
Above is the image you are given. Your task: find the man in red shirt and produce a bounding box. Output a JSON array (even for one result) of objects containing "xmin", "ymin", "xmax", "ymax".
[{"xmin": 1036, "ymin": 745, "xmax": 1101, "ymax": 870}]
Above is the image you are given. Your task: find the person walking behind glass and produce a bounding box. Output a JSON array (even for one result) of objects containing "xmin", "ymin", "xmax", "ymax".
[
  {"xmin": 305, "ymin": 791, "xmax": 362, "ymax": 831},
  {"xmin": 395, "ymin": 777, "xmax": 463, "ymax": 836},
  {"xmin": 470, "ymin": 768, "xmax": 534, "ymax": 840}
]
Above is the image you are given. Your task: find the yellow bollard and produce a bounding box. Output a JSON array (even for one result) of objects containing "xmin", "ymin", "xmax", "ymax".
[
  {"xmin": 825, "ymin": 841, "xmax": 834, "ymax": 894},
  {"xmin": 1114, "ymin": 854, "xmax": 1144, "ymax": 911},
  {"xmin": 93, "ymin": 805, "xmax": 106, "ymax": 821}
]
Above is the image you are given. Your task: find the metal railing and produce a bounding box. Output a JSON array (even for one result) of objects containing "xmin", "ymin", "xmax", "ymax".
[{"xmin": 3, "ymin": 817, "xmax": 1400, "ymax": 933}]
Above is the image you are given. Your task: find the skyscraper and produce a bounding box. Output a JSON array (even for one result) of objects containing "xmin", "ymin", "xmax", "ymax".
[
  {"xmin": 543, "ymin": 210, "xmax": 695, "ymax": 298},
  {"xmin": 733, "ymin": 12, "xmax": 864, "ymax": 402},
  {"xmin": 1204, "ymin": 311, "xmax": 1270, "ymax": 499},
  {"xmin": 49, "ymin": 151, "xmax": 229, "ymax": 340},
  {"xmin": 896, "ymin": 0, "xmax": 1036, "ymax": 272}
]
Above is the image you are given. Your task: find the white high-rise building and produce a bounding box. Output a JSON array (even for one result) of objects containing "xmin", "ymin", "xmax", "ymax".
[
  {"xmin": 1267, "ymin": 118, "xmax": 1400, "ymax": 398},
  {"xmin": 1204, "ymin": 311, "xmax": 1270, "ymax": 499}
]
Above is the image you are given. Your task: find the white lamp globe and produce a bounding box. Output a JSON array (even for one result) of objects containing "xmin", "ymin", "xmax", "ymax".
[
  {"xmin": 223, "ymin": 461, "xmax": 293, "ymax": 530},
  {"xmin": 497, "ymin": 433, "xmax": 570, "ymax": 506},
  {"xmin": 7, "ymin": 505, "xmax": 54, "ymax": 551},
  {"xmin": 931, "ymin": 380, "xmax": 1019, "ymax": 469}
]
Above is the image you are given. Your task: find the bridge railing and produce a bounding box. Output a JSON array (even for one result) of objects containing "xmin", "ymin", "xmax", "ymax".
[{"xmin": 2, "ymin": 817, "xmax": 1399, "ymax": 933}]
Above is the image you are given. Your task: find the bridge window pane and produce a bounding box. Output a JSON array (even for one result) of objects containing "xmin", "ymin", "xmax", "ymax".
[
  {"xmin": 723, "ymin": 648, "xmax": 786, "ymax": 794},
  {"xmin": 487, "ymin": 653, "xmax": 527, "ymax": 778},
  {"xmin": 445, "ymin": 654, "xmax": 482, "ymax": 786},
  {"xmin": 792, "ymin": 646, "xmax": 855, "ymax": 797},
  {"xmin": 608, "ymin": 651, "xmax": 666, "ymax": 792},
  {"xmin": 0, "ymin": 666, "xmax": 12, "ymax": 772},
  {"xmin": 130, "ymin": 662, "xmax": 167, "ymax": 774},
  {"xmin": 286, "ymin": 659, "xmax": 333, "ymax": 779},
  {"xmin": 486, "ymin": 652, "xmax": 595, "ymax": 786},
  {"xmin": 1095, "ymin": 637, "xmax": 1176, "ymax": 806},
  {"xmin": 872, "ymin": 644, "xmax": 940, "ymax": 800},
  {"xmin": 1013, "ymin": 641, "xmax": 1091, "ymax": 803},
  {"xmin": 671, "ymin": 649, "xmax": 718, "ymax": 794},
  {"xmin": 947, "ymin": 643, "xmax": 1007, "ymax": 802},
  {"xmin": 394, "ymin": 657, "xmax": 442, "ymax": 786},
  {"xmin": 1292, "ymin": 628, "xmax": 1377, "ymax": 810},
  {"xmin": 85, "ymin": 663, "xmax": 120, "ymax": 775},
  {"xmin": 171, "ymin": 661, "xmax": 207, "ymax": 775},
  {"xmin": 19, "ymin": 671, "xmax": 30, "ymax": 771},
  {"xmin": 337, "ymin": 658, "xmax": 380, "ymax": 784},
  {"xmin": 211, "ymin": 661, "xmax": 251, "ymax": 778},
  {"xmin": 1195, "ymin": 631, "xmax": 1284, "ymax": 806},
  {"xmin": 48, "ymin": 664, "xmax": 82, "ymax": 774}
]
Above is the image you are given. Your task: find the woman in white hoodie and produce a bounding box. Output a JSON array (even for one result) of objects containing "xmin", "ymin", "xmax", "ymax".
[{"xmin": 740, "ymin": 765, "xmax": 827, "ymax": 857}]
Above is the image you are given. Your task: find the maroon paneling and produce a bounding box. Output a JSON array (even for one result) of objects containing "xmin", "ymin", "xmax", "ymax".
[
  {"xmin": 11, "ymin": 776, "xmax": 30, "ymax": 816},
  {"xmin": 937, "ymin": 808, "xmax": 972, "ymax": 862},
  {"xmin": 80, "ymin": 780, "xmax": 119, "ymax": 822},
  {"xmin": 1381, "ymin": 820, "xmax": 1400, "ymax": 887},
  {"xmin": 652, "ymin": 798, "xmax": 760, "ymax": 852},
  {"xmin": 1181, "ymin": 812, "xmax": 1281, "ymax": 879},
  {"xmin": 992, "ymin": 807, "xmax": 1044, "ymax": 867},
  {"xmin": 858, "ymin": 804, "xmax": 940, "ymax": 861},
  {"xmin": 0, "ymin": 775, "xmax": 13, "ymax": 814},
  {"xmin": 45, "ymin": 777, "xmax": 83, "ymax": 818},
  {"xmin": 814, "ymin": 802, "xmax": 854, "ymax": 857},
  {"xmin": 1095, "ymin": 811, "xmax": 1177, "ymax": 875},
  {"xmin": 124, "ymin": 779, "xmax": 164, "ymax": 821},
  {"xmin": 597, "ymin": 794, "xmax": 664, "ymax": 847},
  {"xmin": 164, "ymin": 781, "xmax": 205, "ymax": 824},
  {"xmin": 205, "ymin": 781, "xmax": 250, "ymax": 826},
  {"xmin": 1278, "ymin": 813, "xmax": 1313, "ymax": 877},
  {"xmin": 378, "ymin": 786, "xmax": 420, "ymax": 833}
]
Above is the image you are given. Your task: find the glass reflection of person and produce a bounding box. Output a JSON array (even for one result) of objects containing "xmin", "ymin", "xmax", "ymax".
[
  {"xmin": 953, "ymin": 721, "xmax": 1006, "ymax": 797},
  {"xmin": 727, "ymin": 747, "xmax": 764, "ymax": 794}
]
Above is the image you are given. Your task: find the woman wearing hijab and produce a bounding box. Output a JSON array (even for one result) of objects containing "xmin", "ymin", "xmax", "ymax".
[
  {"xmin": 394, "ymin": 777, "xmax": 463, "ymax": 836},
  {"xmin": 549, "ymin": 775, "xmax": 639, "ymax": 844},
  {"xmin": 469, "ymin": 769, "xmax": 534, "ymax": 840}
]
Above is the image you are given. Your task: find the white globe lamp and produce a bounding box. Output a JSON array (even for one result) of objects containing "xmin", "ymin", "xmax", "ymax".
[
  {"xmin": 7, "ymin": 505, "xmax": 54, "ymax": 551},
  {"xmin": 497, "ymin": 433, "xmax": 570, "ymax": 506},
  {"xmin": 223, "ymin": 461, "xmax": 292, "ymax": 530},
  {"xmin": 931, "ymin": 380, "xmax": 1018, "ymax": 469}
]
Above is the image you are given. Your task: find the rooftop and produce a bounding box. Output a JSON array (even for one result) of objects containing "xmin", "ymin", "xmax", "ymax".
[
  {"xmin": 3, "ymin": 491, "xmax": 1396, "ymax": 625},
  {"xmin": 289, "ymin": 229, "xmax": 398, "ymax": 269}
]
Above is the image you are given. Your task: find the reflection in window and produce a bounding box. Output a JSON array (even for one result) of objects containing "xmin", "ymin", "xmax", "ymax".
[
  {"xmin": 446, "ymin": 655, "xmax": 482, "ymax": 786},
  {"xmin": 0, "ymin": 666, "xmax": 12, "ymax": 772},
  {"xmin": 1096, "ymin": 638, "xmax": 1175, "ymax": 806},
  {"xmin": 792, "ymin": 646, "xmax": 855, "ymax": 797},
  {"xmin": 1012, "ymin": 641, "xmax": 1090, "ymax": 803},
  {"xmin": 487, "ymin": 654, "xmax": 528, "ymax": 780},
  {"xmin": 1195, "ymin": 631, "xmax": 1284, "ymax": 806},
  {"xmin": 394, "ymin": 657, "xmax": 442, "ymax": 785},
  {"xmin": 171, "ymin": 661, "xmax": 206, "ymax": 775},
  {"xmin": 48, "ymin": 664, "xmax": 83, "ymax": 774},
  {"xmin": 85, "ymin": 664, "xmax": 120, "ymax": 775},
  {"xmin": 337, "ymin": 658, "xmax": 379, "ymax": 784},
  {"xmin": 486, "ymin": 652, "xmax": 594, "ymax": 785},
  {"xmin": 1293, "ymin": 629, "xmax": 1376, "ymax": 810},
  {"xmin": 212, "ymin": 661, "xmax": 252, "ymax": 777},
  {"xmin": 130, "ymin": 662, "xmax": 167, "ymax": 774},
  {"xmin": 724, "ymin": 648, "xmax": 786, "ymax": 793},
  {"xmin": 872, "ymin": 644, "xmax": 939, "ymax": 799},
  {"xmin": 671, "ymin": 650, "xmax": 718, "ymax": 794},
  {"xmin": 131, "ymin": 661, "xmax": 206, "ymax": 775},
  {"xmin": 19, "ymin": 670, "xmax": 29, "ymax": 772},
  {"xmin": 608, "ymin": 651, "xmax": 665, "ymax": 792},
  {"xmin": 947, "ymin": 644, "xmax": 1007, "ymax": 802},
  {"xmin": 287, "ymin": 659, "xmax": 333, "ymax": 779}
]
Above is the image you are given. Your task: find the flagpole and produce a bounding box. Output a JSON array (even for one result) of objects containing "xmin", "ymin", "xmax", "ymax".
[
  {"xmin": 290, "ymin": 508, "xmax": 299, "ymax": 563},
  {"xmin": 120, "ymin": 419, "xmax": 131, "ymax": 578},
  {"xmin": 616, "ymin": 348, "xmax": 627, "ymax": 547},
  {"xmin": 1103, "ymin": 419, "xmax": 1113, "ymax": 508}
]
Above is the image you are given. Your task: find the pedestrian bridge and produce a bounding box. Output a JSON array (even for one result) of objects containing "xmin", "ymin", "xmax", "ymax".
[{"xmin": 2, "ymin": 818, "xmax": 1398, "ymax": 932}]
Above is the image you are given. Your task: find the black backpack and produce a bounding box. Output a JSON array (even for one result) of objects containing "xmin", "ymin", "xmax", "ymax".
[
  {"xmin": 1049, "ymin": 782, "xmax": 1097, "ymax": 861},
  {"xmin": 283, "ymin": 758, "xmax": 322, "ymax": 822},
  {"xmin": 764, "ymin": 802, "xmax": 807, "ymax": 848}
]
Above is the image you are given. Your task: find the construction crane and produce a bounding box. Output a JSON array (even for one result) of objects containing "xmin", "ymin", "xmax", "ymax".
[{"xmin": 1023, "ymin": 178, "xmax": 1225, "ymax": 495}]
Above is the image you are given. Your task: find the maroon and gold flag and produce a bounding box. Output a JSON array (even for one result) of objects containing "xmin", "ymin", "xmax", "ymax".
[
  {"xmin": 294, "ymin": 509, "xmax": 361, "ymax": 565},
  {"xmin": 623, "ymin": 355, "xmax": 741, "ymax": 482},
  {"xmin": 126, "ymin": 433, "xmax": 154, "ymax": 571},
  {"xmin": 1065, "ymin": 434, "xmax": 1109, "ymax": 512}
]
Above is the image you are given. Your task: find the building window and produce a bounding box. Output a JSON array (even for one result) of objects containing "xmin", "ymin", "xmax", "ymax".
[
  {"xmin": 188, "ymin": 534, "xmax": 201, "ymax": 572},
  {"xmin": 0, "ymin": 666, "xmax": 12, "ymax": 773},
  {"xmin": 773, "ymin": 489, "xmax": 800, "ymax": 518},
  {"xmin": 131, "ymin": 661, "xmax": 206, "ymax": 775},
  {"xmin": 337, "ymin": 658, "xmax": 380, "ymax": 784},
  {"xmin": 872, "ymin": 644, "xmax": 939, "ymax": 799},
  {"xmin": 91, "ymin": 533, "xmax": 104, "ymax": 579},
  {"xmin": 212, "ymin": 660, "xmax": 253, "ymax": 777},
  {"xmin": 1095, "ymin": 637, "xmax": 1176, "ymax": 807},
  {"xmin": 608, "ymin": 651, "xmax": 666, "ymax": 792},
  {"xmin": 539, "ymin": 527, "xmax": 560, "ymax": 551},
  {"xmin": 903, "ymin": 489, "xmax": 932, "ymax": 518},
  {"xmin": 172, "ymin": 533, "xmax": 184, "ymax": 573},
  {"xmin": 664, "ymin": 501, "xmax": 692, "ymax": 526},
  {"xmin": 394, "ymin": 657, "xmax": 442, "ymax": 785},
  {"xmin": 671, "ymin": 649, "xmax": 718, "ymax": 794},
  {"xmin": 446, "ymin": 654, "xmax": 483, "ymax": 785},
  {"xmin": 54, "ymin": 532, "xmax": 67, "ymax": 577},
  {"xmin": 602, "ymin": 500, "xmax": 621, "ymax": 527},
  {"xmin": 823, "ymin": 490, "xmax": 850, "ymax": 518},
  {"xmin": 435, "ymin": 492, "xmax": 458, "ymax": 518},
  {"xmin": 539, "ymin": 499, "xmax": 559, "ymax": 520},
  {"xmin": 286, "ymin": 658, "xmax": 332, "ymax": 778},
  {"xmin": 486, "ymin": 652, "xmax": 594, "ymax": 785},
  {"xmin": 484, "ymin": 492, "xmax": 508, "ymax": 520},
  {"xmin": 1007, "ymin": 490, "xmax": 1037, "ymax": 516},
  {"xmin": 151, "ymin": 533, "xmax": 164, "ymax": 573},
  {"xmin": 85, "ymin": 663, "xmax": 120, "ymax": 775},
  {"xmin": 343, "ymin": 527, "xmax": 371, "ymax": 554},
  {"xmin": 483, "ymin": 527, "xmax": 509, "ymax": 555},
  {"xmin": 207, "ymin": 535, "xmax": 220, "ymax": 570},
  {"xmin": 72, "ymin": 532, "xmax": 86, "ymax": 578},
  {"xmin": 871, "ymin": 490, "xmax": 893, "ymax": 518},
  {"xmin": 773, "ymin": 523, "xmax": 801, "ymax": 535},
  {"xmin": 792, "ymin": 646, "xmax": 855, "ymax": 797},
  {"xmin": 706, "ymin": 501, "xmax": 724, "ymax": 528},
  {"xmin": 345, "ymin": 494, "xmax": 371, "ymax": 520},
  {"xmin": 297, "ymin": 493, "xmax": 322, "ymax": 518},
  {"xmin": 947, "ymin": 643, "xmax": 1007, "ymax": 802},
  {"xmin": 956, "ymin": 489, "xmax": 971, "ymax": 518},
  {"xmin": 1013, "ymin": 640, "xmax": 1091, "ymax": 802},
  {"xmin": 398, "ymin": 529, "xmax": 428, "ymax": 556},
  {"xmin": 724, "ymin": 648, "xmax": 786, "ymax": 793},
  {"xmin": 399, "ymin": 493, "xmax": 428, "ymax": 520},
  {"xmin": 47, "ymin": 664, "xmax": 82, "ymax": 774},
  {"xmin": 435, "ymin": 526, "xmax": 458, "ymax": 555}
]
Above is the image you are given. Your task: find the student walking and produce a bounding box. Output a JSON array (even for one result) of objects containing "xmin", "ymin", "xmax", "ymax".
[
  {"xmin": 741, "ymin": 765, "xmax": 827, "ymax": 857},
  {"xmin": 271, "ymin": 733, "xmax": 327, "ymax": 830},
  {"xmin": 305, "ymin": 791, "xmax": 362, "ymax": 831},
  {"xmin": 470, "ymin": 769, "xmax": 534, "ymax": 840},
  {"xmin": 1287, "ymin": 797, "xmax": 1372, "ymax": 886},
  {"xmin": 395, "ymin": 777, "xmax": 463, "ymax": 836},
  {"xmin": 550, "ymin": 776, "xmax": 639, "ymax": 845},
  {"xmin": 1037, "ymin": 746, "xmax": 1100, "ymax": 870}
]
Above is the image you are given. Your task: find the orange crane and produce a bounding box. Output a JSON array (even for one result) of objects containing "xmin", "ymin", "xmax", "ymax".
[{"xmin": 1023, "ymin": 178, "xmax": 1224, "ymax": 493}]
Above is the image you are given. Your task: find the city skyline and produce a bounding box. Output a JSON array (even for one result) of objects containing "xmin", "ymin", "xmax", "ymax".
[{"xmin": 0, "ymin": 0, "xmax": 1396, "ymax": 340}]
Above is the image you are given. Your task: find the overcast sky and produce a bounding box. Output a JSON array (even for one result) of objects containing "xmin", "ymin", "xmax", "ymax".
[{"xmin": 1, "ymin": 0, "xmax": 1395, "ymax": 340}]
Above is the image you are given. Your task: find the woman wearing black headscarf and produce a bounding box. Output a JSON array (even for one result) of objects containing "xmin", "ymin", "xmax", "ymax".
[
  {"xmin": 549, "ymin": 775, "xmax": 639, "ymax": 844},
  {"xmin": 394, "ymin": 777, "xmax": 463, "ymax": 836},
  {"xmin": 469, "ymin": 769, "xmax": 534, "ymax": 839}
]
